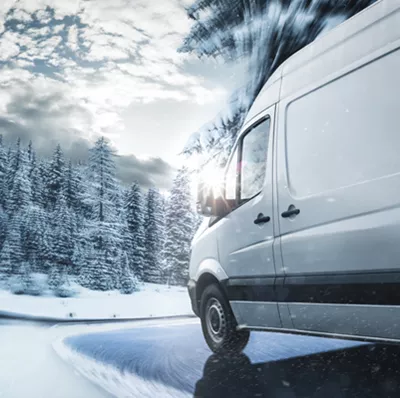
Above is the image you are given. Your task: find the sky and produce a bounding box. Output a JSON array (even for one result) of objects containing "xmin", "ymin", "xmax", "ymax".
[{"xmin": 0, "ymin": 0, "xmax": 243, "ymax": 190}]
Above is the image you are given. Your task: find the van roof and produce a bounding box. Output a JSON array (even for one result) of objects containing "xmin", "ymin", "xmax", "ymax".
[{"xmin": 243, "ymin": 0, "xmax": 398, "ymax": 129}]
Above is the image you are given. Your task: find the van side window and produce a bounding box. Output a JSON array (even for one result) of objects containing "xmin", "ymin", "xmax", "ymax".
[{"xmin": 239, "ymin": 118, "xmax": 271, "ymax": 203}]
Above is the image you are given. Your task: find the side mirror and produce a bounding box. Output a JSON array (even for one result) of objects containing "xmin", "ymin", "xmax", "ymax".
[
  {"xmin": 196, "ymin": 181, "xmax": 230, "ymax": 218},
  {"xmin": 196, "ymin": 181, "xmax": 215, "ymax": 217}
]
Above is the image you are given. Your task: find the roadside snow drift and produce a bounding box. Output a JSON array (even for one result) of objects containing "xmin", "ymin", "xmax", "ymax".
[{"xmin": 0, "ymin": 281, "xmax": 193, "ymax": 320}]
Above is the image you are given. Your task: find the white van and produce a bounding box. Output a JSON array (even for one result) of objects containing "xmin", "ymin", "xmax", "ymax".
[{"xmin": 188, "ymin": 0, "xmax": 400, "ymax": 354}]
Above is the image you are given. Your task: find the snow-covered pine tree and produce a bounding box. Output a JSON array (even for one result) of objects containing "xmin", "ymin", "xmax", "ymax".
[
  {"xmin": 143, "ymin": 187, "xmax": 164, "ymax": 283},
  {"xmin": 87, "ymin": 137, "xmax": 124, "ymax": 290},
  {"xmin": 6, "ymin": 213, "xmax": 24, "ymax": 275},
  {"xmin": 0, "ymin": 135, "xmax": 7, "ymax": 208},
  {"xmin": 7, "ymin": 154, "xmax": 32, "ymax": 216},
  {"xmin": 5, "ymin": 138, "xmax": 22, "ymax": 203},
  {"xmin": 39, "ymin": 225, "xmax": 53, "ymax": 274},
  {"xmin": 158, "ymin": 193, "xmax": 168, "ymax": 283},
  {"xmin": 120, "ymin": 251, "xmax": 137, "ymax": 294},
  {"xmin": 65, "ymin": 160, "xmax": 82, "ymax": 212},
  {"xmin": 46, "ymin": 144, "xmax": 65, "ymax": 211},
  {"xmin": 93, "ymin": 249, "xmax": 110, "ymax": 291},
  {"xmin": 19, "ymin": 261, "xmax": 34, "ymax": 293},
  {"xmin": 0, "ymin": 240, "xmax": 12, "ymax": 278},
  {"xmin": 120, "ymin": 219, "xmax": 133, "ymax": 276},
  {"xmin": 79, "ymin": 244, "xmax": 109, "ymax": 291},
  {"xmin": 20, "ymin": 206, "xmax": 47, "ymax": 272},
  {"xmin": 51, "ymin": 193, "xmax": 74, "ymax": 275},
  {"xmin": 0, "ymin": 206, "xmax": 7, "ymax": 248},
  {"xmin": 164, "ymin": 167, "xmax": 194, "ymax": 286},
  {"xmin": 72, "ymin": 235, "xmax": 86, "ymax": 277},
  {"xmin": 48, "ymin": 194, "xmax": 74, "ymax": 294},
  {"xmin": 27, "ymin": 141, "xmax": 33, "ymax": 162},
  {"xmin": 76, "ymin": 161, "xmax": 93, "ymax": 219},
  {"xmin": 125, "ymin": 182, "xmax": 146, "ymax": 279},
  {"xmin": 48, "ymin": 261, "xmax": 62, "ymax": 290},
  {"xmin": 87, "ymin": 137, "xmax": 119, "ymax": 224},
  {"xmin": 29, "ymin": 153, "xmax": 45, "ymax": 208}
]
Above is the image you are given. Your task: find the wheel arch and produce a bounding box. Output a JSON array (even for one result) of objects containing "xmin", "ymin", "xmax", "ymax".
[{"xmin": 196, "ymin": 273, "xmax": 229, "ymax": 314}]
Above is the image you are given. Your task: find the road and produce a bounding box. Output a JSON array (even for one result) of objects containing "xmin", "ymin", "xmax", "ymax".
[
  {"xmin": 2, "ymin": 318, "xmax": 400, "ymax": 397},
  {"xmin": 0, "ymin": 319, "xmax": 112, "ymax": 398}
]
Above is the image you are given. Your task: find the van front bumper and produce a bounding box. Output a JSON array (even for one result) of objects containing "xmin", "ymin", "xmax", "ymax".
[{"xmin": 187, "ymin": 279, "xmax": 199, "ymax": 317}]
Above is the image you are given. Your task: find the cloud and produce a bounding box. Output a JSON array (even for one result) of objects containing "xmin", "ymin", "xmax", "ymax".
[
  {"xmin": 67, "ymin": 25, "xmax": 78, "ymax": 51},
  {"xmin": 0, "ymin": 0, "xmax": 229, "ymax": 188},
  {"xmin": 0, "ymin": 74, "xmax": 175, "ymax": 189},
  {"xmin": 0, "ymin": 34, "xmax": 20, "ymax": 61},
  {"xmin": 116, "ymin": 155, "xmax": 175, "ymax": 190}
]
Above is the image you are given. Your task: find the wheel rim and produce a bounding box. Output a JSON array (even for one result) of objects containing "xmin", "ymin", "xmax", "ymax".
[{"xmin": 205, "ymin": 297, "xmax": 226, "ymax": 343}]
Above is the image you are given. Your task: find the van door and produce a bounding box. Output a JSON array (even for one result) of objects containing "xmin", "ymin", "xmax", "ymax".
[
  {"xmin": 216, "ymin": 106, "xmax": 281, "ymax": 329},
  {"xmin": 277, "ymin": 46, "xmax": 400, "ymax": 339}
]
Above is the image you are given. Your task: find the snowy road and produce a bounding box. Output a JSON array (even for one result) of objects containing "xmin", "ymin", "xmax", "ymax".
[
  {"xmin": 3, "ymin": 318, "xmax": 400, "ymax": 397},
  {"xmin": 0, "ymin": 319, "xmax": 112, "ymax": 398},
  {"xmin": 63, "ymin": 320, "xmax": 400, "ymax": 397}
]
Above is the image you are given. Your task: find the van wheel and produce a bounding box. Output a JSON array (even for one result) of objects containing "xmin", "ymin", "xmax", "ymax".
[{"xmin": 200, "ymin": 284, "xmax": 250, "ymax": 354}]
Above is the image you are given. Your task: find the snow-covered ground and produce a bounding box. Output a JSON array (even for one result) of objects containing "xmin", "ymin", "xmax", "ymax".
[
  {"xmin": 0, "ymin": 321, "xmax": 112, "ymax": 398},
  {"xmin": 0, "ymin": 274, "xmax": 193, "ymax": 320}
]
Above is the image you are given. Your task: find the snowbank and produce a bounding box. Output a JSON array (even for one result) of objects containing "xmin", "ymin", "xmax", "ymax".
[{"xmin": 0, "ymin": 276, "xmax": 194, "ymax": 320}]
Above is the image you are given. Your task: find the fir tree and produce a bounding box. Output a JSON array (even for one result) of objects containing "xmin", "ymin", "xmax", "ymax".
[
  {"xmin": 7, "ymin": 155, "xmax": 31, "ymax": 215},
  {"xmin": 48, "ymin": 262, "xmax": 62, "ymax": 290},
  {"xmin": 120, "ymin": 251, "xmax": 137, "ymax": 294},
  {"xmin": 27, "ymin": 140, "xmax": 33, "ymax": 162},
  {"xmin": 93, "ymin": 251, "xmax": 110, "ymax": 291},
  {"xmin": 0, "ymin": 240, "xmax": 12, "ymax": 277},
  {"xmin": 20, "ymin": 262, "xmax": 33, "ymax": 293},
  {"xmin": 46, "ymin": 144, "xmax": 65, "ymax": 210},
  {"xmin": 125, "ymin": 182, "xmax": 146, "ymax": 279},
  {"xmin": 6, "ymin": 138, "xmax": 22, "ymax": 198},
  {"xmin": 72, "ymin": 225, "xmax": 89, "ymax": 276},
  {"xmin": 65, "ymin": 160, "xmax": 84, "ymax": 212},
  {"xmin": 0, "ymin": 135, "xmax": 7, "ymax": 208},
  {"xmin": 88, "ymin": 137, "xmax": 119, "ymax": 223},
  {"xmin": 20, "ymin": 206, "xmax": 47, "ymax": 271},
  {"xmin": 30, "ymin": 154, "xmax": 45, "ymax": 207},
  {"xmin": 39, "ymin": 226, "xmax": 53, "ymax": 274},
  {"xmin": 164, "ymin": 167, "xmax": 194, "ymax": 286},
  {"xmin": 7, "ymin": 214, "xmax": 24, "ymax": 275},
  {"xmin": 72, "ymin": 242, "xmax": 85, "ymax": 276},
  {"xmin": 143, "ymin": 188, "xmax": 164, "ymax": 283},
  {"xmin": 51, "ymin": 193, "xmax": 74, "ymax": 274},
  {"xmin": 87, "ymin": 137, "xmax": 125, "ymax": 290},
  {"xmin": 0, "ymin": 206, "xmax": 7, "ymax": 248},
  {"xmin": 78, "ymin": 241, "xmax": 94, "ymax": 288}
]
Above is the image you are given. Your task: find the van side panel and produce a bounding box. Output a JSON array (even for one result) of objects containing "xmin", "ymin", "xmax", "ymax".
[
  {"xmin": 277, "ymin": 4, "xmax": 400, "ymax": 339},
  {"xmin": 189, "ymin": 221, "xmax": 222, "ymax": 283}
]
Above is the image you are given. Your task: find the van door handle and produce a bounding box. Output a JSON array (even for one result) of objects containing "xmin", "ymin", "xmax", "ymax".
[
  {"xmin": 281, "ymin": 206, "xmax": 300, "ymax": 218},
  {"xmin": 254, "ymin": 213, "xmax": 271, "ymax": 225}
]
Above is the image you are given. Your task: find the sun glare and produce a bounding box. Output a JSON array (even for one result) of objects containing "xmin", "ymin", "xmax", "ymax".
[{"xmin": 197, "ymin": 163, "xmax": 224, "ymax": 199}]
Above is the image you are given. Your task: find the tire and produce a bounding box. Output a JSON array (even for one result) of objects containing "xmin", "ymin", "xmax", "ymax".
[{"xmin": 200, "ymin": 283, "xmax": 250, "ymax": 354}]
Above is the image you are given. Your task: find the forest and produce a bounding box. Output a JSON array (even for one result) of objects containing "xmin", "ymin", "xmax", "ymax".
[{"xmin": 0, "ymin": 135, "xmax": 200, "ymax": 297}]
